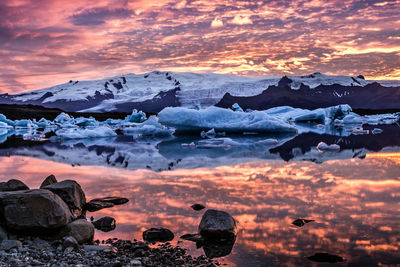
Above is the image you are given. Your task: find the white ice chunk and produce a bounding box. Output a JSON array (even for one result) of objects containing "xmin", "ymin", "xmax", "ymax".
[
  {"xmin": 317, "ymin": 142, "xmax": 340, "ymax": 151},
  {"xmin": 125, "ymin": 109, "xmax": 146, "ymax": 123},
  {"xmin": 232, "ymin": 103, "xmax": 244, "ymax": 112},
  {"xmin": 352, "ymin": 127, "xmax": 369, "ymax": 135},
  {"xmin": 196, "ymin": 138, "xmax": 240, "ymax": 149},
  {"xmin": 74, "ymin": 117, "xmax": 98, "ymax": 127},
  {"xmin": 54, "ymin": 112, "xmax": 74, "ymax": 124},
  {"xmin": 0, "ymin": 114, "xmax": 15, "ymax": 126},
  {"xmin": 55, "ymin": 126, "xmax": 116, "ymax": 139},
  {"xmin": 255, "ymin": 138, "xmax": 279, "ymax": 145},
  {"xmin": 123, "ymin": 116, "xmax": 174, "ymax": 137},
  {"xmin": 158, "ymin": 106, "xmax": 297, "ymax": 133},
  {"xmin": 372, "ymin": 128, "xmax": 383, "ymax": 134},
  {"xmin": 0, "ymin": 121, "xmax": 13, "ymax": 129},
  {"xmin": 343, "ymin": 114, "xmax": 362, "ymax": 124}
]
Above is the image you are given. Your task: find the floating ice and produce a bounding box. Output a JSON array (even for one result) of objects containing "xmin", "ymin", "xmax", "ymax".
[
  {"xmin": 158, "ymin": 106, "xmax": 297, "ymax": 133},
  {"xmin": 317, "ymin": 142, "xmax": 340, "ymax": 151},
  {"xmin": 123, "ymin": 116, "xmax": 174, "ymax": 137},
  {"xmin": 125, "ymin": 109, "xmax": 146, "ymax": 123},
  {"xmin": 74, "ymin": 117, "xmax": 98, "ymax": 127},
  {"xmin": 14, "ymin": 119, "xmax": 36, "ymax": 129},
  {"xmin": 264, "ymin": 104, "xmax": 351, "ymax": 124},
  {"xmin": 55, "ymin": 125, "xmax": 117, "ymax": 139},
  {"xmin": 54, "ymin": 112, "xmax": 73, "ymax": 124},
  {"xmin": 232, "ymin": 103, "xmax": 244, "ymax": 112},
  {"xmin": 372, "ymin": 128, "xmax": 383, "ymax": 134},
  {"xmin": 342, "ymin": 114, "xmax": 362, "ymax": 124},
  {"xmin": 352, "ymin": 128, "xmax": 369, "ymax": 135},
  {"xmin": 196, "ymin": 138, "xmax": 240, "ymax": 149},
  {"xmin": 0, "ymin": 114, "xmax": 15, "ymax": 126},
  {"xmin": 0, "ymin": 121, "xmax": 13, "ymax": 129},
  {"xmin": 255, "ymin": 138, "xmax": 279, "ymax": 145}
]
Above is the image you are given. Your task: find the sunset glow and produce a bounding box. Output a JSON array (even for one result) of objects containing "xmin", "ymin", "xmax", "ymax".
[{"xmin": 1, "ymin": 0, "xmax": 399, "ymax": 93}]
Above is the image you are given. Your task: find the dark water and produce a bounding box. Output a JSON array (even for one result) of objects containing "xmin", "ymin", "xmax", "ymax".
[{"xmin": 0, "ymin": 124, "xmax": 400, "ymax": 266}]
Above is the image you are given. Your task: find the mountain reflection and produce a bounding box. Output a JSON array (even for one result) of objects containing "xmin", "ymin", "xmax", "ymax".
[
  {"xmin": 0, "ymin": 124, "xmax": 399, "ymax": 171},
  {"xmin": 0, "ymin": 153, "xmax": 399, "ymax": 266}
]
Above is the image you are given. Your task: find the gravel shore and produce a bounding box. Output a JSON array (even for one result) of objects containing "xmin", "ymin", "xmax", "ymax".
[{"xmin": 0, "ymin": 238, "xmax": 220, "ymax": 267}]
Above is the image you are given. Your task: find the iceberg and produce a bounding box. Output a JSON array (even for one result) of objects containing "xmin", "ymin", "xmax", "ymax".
[
  {"xmin": 232, "ymin": 103, "xmax": 244, "ymax": 112},
  {"xmin": 196, "ymin": 138, "xmax": 240, "ymax": 149},
  {"xmin": 54, "ymin": 112, "xmax": 74, "ymax": 124},
  {"xmin": 264, "ymin": 104, "xmax": 351, "ymax": 124},
  {"xmin": 14, "ymin": 119, "xmax": 36, "ymax": 129},
  {"xmin": 158, "ymin": 106, "xmax": 297, "ymax": 133},
  {"xmin": 55, "ymin": 125, "xmax": 117, "ymax": 139},
  {"xmin": 123, "ymin": 116, "xmax": 174, "ymax": 137},
  {"xmin": 317, "ymin": 142, "xmax": 340, "ymax": 151},
  {"xmin": 74, "ymin": 117, "xmax": 98, "ymax": 127},
  {"xmin": 0, "ymin": 121, "xmax": 13, "ymax": 129},
  {"xmin": 125, "ymin": 109, "xmax": 146, "ymax": 123},
  {"xmin": 0, "ymin": 114, "xmax": 15, "ymax": 126}
]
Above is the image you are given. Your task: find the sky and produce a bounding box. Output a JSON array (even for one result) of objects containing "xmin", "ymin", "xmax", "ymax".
[{"xmin": 0, "ymin": 0, "xmax": 399, "ymax": 93}]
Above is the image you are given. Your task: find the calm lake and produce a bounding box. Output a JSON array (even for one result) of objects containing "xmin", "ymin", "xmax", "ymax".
[{"xmin": 0, "ymin": 125, "xmax": 399, "ymax": 266}]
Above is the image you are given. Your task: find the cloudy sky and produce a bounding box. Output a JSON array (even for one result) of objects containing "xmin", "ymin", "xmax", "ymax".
[{"xmin": 1, "ymin": 0, "xmax": 399, "ymax": 93}]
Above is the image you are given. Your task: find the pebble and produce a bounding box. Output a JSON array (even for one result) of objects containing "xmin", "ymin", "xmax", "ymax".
[{"xmin": 0, "ymin": 238, "xmax": 220, "ymax": 266}]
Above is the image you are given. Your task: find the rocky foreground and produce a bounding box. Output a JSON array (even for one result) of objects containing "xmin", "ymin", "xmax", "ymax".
[{"xmin": 0, "ymin": 176, "xmax": 237, "ymax": 266}]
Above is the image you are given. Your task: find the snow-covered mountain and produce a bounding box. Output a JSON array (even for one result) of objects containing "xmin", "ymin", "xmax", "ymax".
[{"xmin": 0, "ymin": 71, "xmax": 399, "ymax": 113}]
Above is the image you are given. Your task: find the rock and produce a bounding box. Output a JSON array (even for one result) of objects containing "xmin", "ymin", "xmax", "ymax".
[
  {"xmin": 308, "ymin": 253, "xmax": 344, "ymax": 263},
  {"xmin": 83, "ymin": 200, "xmax": 114, "ymax": 212},
  {"xmin": 57, "ymin": 219, "xmax": 94, "ymax": 244},
  {"xmin": 92, "ymin": 216, "xmax": 116, "ymax": 232},
  {"xmin": 43, "ymin": 180, "xmax": 86, "ymax": 216},
  {"xmin": 0, "ymin": 189, "xmax": 72, "ymax": 230},
  {"xmin": 83, "ymin": 244, "xmax": 116, "ymax": 252},
  {"xmin": 62, "ymin": 236, "xmax": 79, "ymax": 250},
  {"xmin": 90, "ymin": 197, "xmax": 129, "ymax": 205},
  {"xmin": 0, "ymin": 226, "xmax": 8, "ymax": 242},
  {"xmin": 0, "ymin": 179, "xmax": 29, "ymax": 192},
  {"xmin": 143, "ymin": 228, "xmax": 174, "ymax": 242},
  {"xmin": 180, "ymin": 233, "xmax": 203, "ymax": 242},
  {"xmin": 191, "ymin": 203, "xmax": 205, "ymax": 211},
  {"xmin": 292, "ymin": 218, "xmax": 315, "ymax": 227},
  {"xmin": 199, "ymin": 209, "xmax": 237, "ymax": 240},
  {"xmin": 201, "ymin": 237, "xmax": 236, "ymax": 259},
  {"xmin": 0, "ymin": 240, "xmax": 22, "ymax": 251},
  {"xmin": 40, "ymin": 174, "xmax": 57, "ymax": 188}
]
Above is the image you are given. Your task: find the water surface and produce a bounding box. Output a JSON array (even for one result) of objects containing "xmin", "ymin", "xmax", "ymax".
[{"xmin": 1, "ymin": 153, "xmax": 399, "ymax": 266}]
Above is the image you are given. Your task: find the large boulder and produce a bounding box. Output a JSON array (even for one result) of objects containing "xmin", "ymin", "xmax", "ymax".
[
  {"xmin": 57, "ymin": 219, "xmax": 94, "ymax": 244},
  {"xmin": 40, "ymin": 174, "xmax": 57, "ymax": 188},
  {"xmin": 198, "ymin": 210, "xmax": 237, "ymax": 240},
  {"xmin": 0, "ymin": 179, "xmax": 29, "ymax": 192},
  {"xmin": 43, "ymin": 180, "xmax": 86, "ymax": 216},
  {"xmin": 0, "ymin": 189, "xmax": 72, "ymax": 230}
]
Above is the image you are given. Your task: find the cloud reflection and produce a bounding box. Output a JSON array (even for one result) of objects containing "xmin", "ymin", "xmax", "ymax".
[{"xmin": 0, "ymin": 153, "xmax": 399, "ymax": 265}]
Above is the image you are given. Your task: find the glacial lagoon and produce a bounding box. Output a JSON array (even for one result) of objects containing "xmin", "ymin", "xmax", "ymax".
[{"xmin": 0, "ymin": 123, "xmax": 399, "ymax": 266}]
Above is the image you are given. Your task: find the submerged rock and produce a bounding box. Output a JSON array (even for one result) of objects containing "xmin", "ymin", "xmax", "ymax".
[
  {"xmin": 0, "ymin": 179, "xmax": 29, "ymax": 192},
  {"xmin": 92, "ymin": 216, "xmax": 116, "ymax": 232},
  {"xmin": 143, "ymin": 228, "xmax": 174, "ymax": 242},
  {"xmin": 199, "ymin": 209, "xmax": 237, "ymax": 240},
  {"xmin": 40, "ymin": 174, "xmax": 57, "ymax": 188},
  {"xmin": 43, "ymin": 180, "xmax": 86, "ymax": 216},
  {"xmin": 191, "ymin": 203, "xmax": 205, "ymax": 211},
  {"xmin": 0, "ymin": 189, "xmax": 72, "ymax": 230},
  {"xmin": 292, "ymin": 218, "xmax": 315, "ymax": 227},
  {"xmin": 308, "ymin": 253, "xmax": 344, "ymax": 263}
]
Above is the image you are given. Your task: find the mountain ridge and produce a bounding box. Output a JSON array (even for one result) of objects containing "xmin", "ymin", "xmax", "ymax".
[{"xmin": 0, "ymin": 71, "xmax": 399, "ymax": 113}]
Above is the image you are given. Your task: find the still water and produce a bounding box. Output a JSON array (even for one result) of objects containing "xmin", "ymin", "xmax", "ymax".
[{"xmin": 1, "ymin": 152, "xmax": 399, "ymax": 266}]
